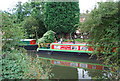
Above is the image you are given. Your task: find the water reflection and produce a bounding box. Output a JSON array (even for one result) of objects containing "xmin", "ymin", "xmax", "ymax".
[
  {"xmin": 28, "ymin": 50, "xmax": 118, "ymax": 80},
  {"xmin": 38, "ymin": 56, "xmax": 115, "ymax": 79},
  {"xmin": 77, "ymin": 68, "xmax": 91, "ymax": 79}
]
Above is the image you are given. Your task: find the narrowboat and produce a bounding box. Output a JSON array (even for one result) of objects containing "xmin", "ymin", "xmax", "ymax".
[
  {"xmin": 19, "ymin": 39, "xmax": 38, "ymax": 50},
  {"xmin": 37, "ymin": 42, "xmax": 94, "ymax": 54},
  {"xmin": 37, "ymin": 42, "xmax": 116, "ymax": 54}
]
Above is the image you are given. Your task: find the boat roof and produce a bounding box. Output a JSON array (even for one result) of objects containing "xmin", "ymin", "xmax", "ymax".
[
  {"xmin": 20, "ymin": 39, "xmax": 36, "ymax": 41},
  {"xmin": 51, "ymin": 42, "xmax": 89, "ymax": 45}
]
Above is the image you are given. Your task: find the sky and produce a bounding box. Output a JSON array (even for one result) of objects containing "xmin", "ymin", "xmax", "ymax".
[{"xmin": 0, "ymin": 0, "xmax": 118, "ymax": 13}]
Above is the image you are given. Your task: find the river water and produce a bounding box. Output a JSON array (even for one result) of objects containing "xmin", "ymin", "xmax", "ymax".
[{"xmin": 27, "ymin": 50, "xmax": 119, "ymax": 80}]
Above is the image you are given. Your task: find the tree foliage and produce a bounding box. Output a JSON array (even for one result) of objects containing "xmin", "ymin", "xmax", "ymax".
[
  {"xmin": 38, "ymin": 30, "xmax": 55, "ymax": 43},
  {"xmin": 14, "ymin": 1, "xmax": 47, "ymax": 38},
  {"xmin": 22, "ymin": 16, "xmax": 46, "ymax": 39},
  {"xmin": 44, "ymin": 2, "xmax": 79, "ymax": 36},
  {"xmin": 1, "ymin": 9, "xmax": 52, "ymax": 79},
  {"xmin": 16, "ymin": 1, "xmax": 24, "ymax": 23},
  {"xmin": 1, "ymin": 11, "xmax": 25, "ymax": 51},
  {"xmin": 79, "ymin": 2, "xmax": 119, "ymax": 66}
]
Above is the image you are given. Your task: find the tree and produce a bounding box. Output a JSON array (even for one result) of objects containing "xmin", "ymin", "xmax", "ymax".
[
  {"xmin": 1, "ymin": 11, "xmax": 52, "ymax": 80},
  {"xmin": 44, "ymin": 2, "xmax": 79, "ymax": 38},
  {"xmin": 22, "ymin": 1, "xmax": 46, "ymax": 38},
  {"xmin": 79, "ymin": 2, "xmax": 119, "ymax": 67},
  {"xmin": 13, "ymin": 1, "xmax": 47, "ymax": 38},
  {"xmin": 16, "ymin": 1, "xmax": 24, "ymax": 23},
  {"xmin": 22, "ymin": 16, "xmax": 47, "ymax": 39},
  {"xmin": 1, "ymin": 11, "xmax": 25, "ymax": 51}
]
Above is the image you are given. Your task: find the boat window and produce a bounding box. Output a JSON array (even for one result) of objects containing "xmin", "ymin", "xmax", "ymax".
[
  {"xmin": 80, "ymin": 47, "xmax": 88, "ymax": 50},
  {"xmin": 71, "ymin": 46, "xmax": 78, "ymax": 50}
]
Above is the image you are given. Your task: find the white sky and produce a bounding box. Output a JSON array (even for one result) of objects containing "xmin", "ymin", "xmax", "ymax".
[{"xmin": 0, "ymin": 0, "xmax": 118, "ymax": 13}]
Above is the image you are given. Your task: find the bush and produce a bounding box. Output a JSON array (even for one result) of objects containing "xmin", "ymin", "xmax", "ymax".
[
  {"xmin": 38, "ymin": 30, "xmax": 55, "ymax": 43},
  {"xmin": 1, "ymin": 50, "xmax": 52, "ymax": 79}
]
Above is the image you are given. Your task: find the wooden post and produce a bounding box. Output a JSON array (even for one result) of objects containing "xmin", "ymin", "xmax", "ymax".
[
  {"xmin": 0, "ymin": 12, "xmax": 2, "ymax": 53},
  {"xmin": 0, "ymin": 29, "xmax": 2, "ymax": 53}
]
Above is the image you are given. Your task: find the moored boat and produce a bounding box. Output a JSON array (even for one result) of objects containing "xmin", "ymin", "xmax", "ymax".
[
  {"xmin": 19, "ymin": 39, "xmax": 38, "ymax": 50},
  {"xmin": 37, "ymin": 42, "xmax": 117, "ymax": 54},
  {"xmin": 37, "ymin": 42, "xmax": 93, "ymax": 54}
]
